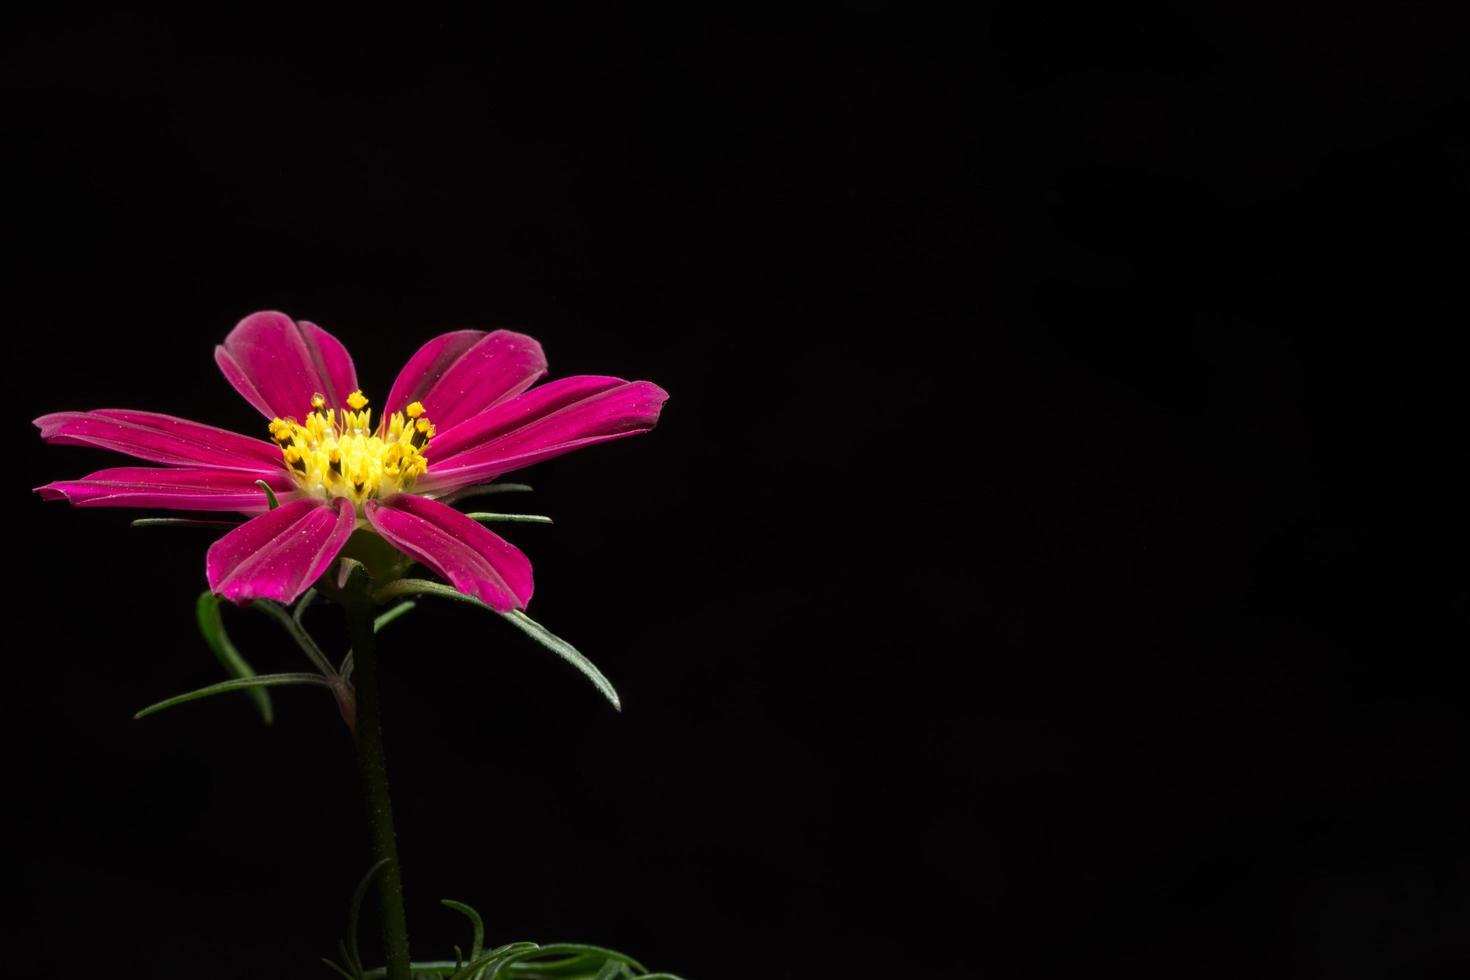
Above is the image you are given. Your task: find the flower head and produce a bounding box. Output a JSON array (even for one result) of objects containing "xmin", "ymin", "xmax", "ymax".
[
  {"xmin": 267, "ymin": 391, "xmax": 434, "ymax": 503},
  {"xmin": 37, "ymin": 312, "xmax": 667, "ymax": 610}
]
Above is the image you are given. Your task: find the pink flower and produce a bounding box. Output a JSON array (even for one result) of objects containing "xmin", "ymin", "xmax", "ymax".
[{"xmin": 36, "ymin": 311, "xmax": 667, "ymax": 610}]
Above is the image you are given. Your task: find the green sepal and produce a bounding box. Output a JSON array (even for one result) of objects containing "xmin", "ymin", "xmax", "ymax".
[
  {"xmin": 195, "ymin": 591, "xmax": 273, "ymax": 724},
  {"xmin": 256, "ymin": 479, "xmax": 280, "ymax": 510},
  {"xmin": 134, "ymin": 672, "xmax": 329, "ymax": 720},
  {"xmin": 371, "ymin": 579, "xmax": 621, "ymax": 711},
  {"xmin": 336, "ymin": 528, "xmax": 414, "ymax": 585}
]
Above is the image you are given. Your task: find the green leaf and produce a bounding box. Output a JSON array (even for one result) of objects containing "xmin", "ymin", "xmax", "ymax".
[
  {"xmin": 134, "ymin": 673, "xmax": 330, "ymax": 720},
  {"xmin": 320, "ymin": 957, "xmax": 357, "ymax": 980},
  {"xmin": 439, "ymin": 482, "xmax": 533, "ymax": 505},
  {"xmin": 487, "ymin": 944, "xmax": 647, "ymax": 979},
  {"xmin": 360, "ymin": 949, "xmax": 525, "ymax": 980},
  {"xmin": 359, "ymin": 963, "xmax": 457, "ymax": 979},
  {"xmin": 464, "ymin": 512, "xmax": 553, "ymax": 525},
  {"xmin": 255, "ymin": 479, "xmax": 281, "ymax": 509},
  {"xmin": 503, "ymin": 610, "xmax": 621, "ymax": 712},
  {"xmin": 373, "ymin": 578, "xmax": 465, "ymax": 605},
  {"xmin": 132, "ymin": 517, "xmax": 239, "ymax": 528},
  {"xmin": 253, "ymin": 599, "xmax": 337, "ymax": 676},
  {"xmin": 592, "ymin": 961, "xmax": 625, "ymax": 980},
  {"xmin": 357, "ymin": 950, "xmax": 681, "ymax": 980},
  {"xmin": 294, "ymin": 588, "xmax": 319, "ymax": 627},
  {"xmin": 374, "ymin": 601, "xmax": 417, "ymax": 633},
  {"xmin": 353, "ymin": 941, "xmax": 673, "ymax": 980},
  {"xmin": 195, "ymin": 591, "xmax": 273, "ymax": 725},
  {"xmin": 346, "ymin": 859, "xmax": 391, "ymax": 978},
  {"xmin": 441, "ymin": 900, "xmax": 485, "ymax": 959},
  {"xmin": 371, "ymin": 580, "xmax": 621, "ymax": 710},
  {"xmin": 445, "ymin": 943, "xmax": 541, "ymax": 980}
]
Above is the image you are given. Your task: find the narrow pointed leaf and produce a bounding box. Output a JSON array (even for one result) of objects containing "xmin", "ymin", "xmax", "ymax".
[
  {"xmin": 441, "ymin": 900, "xmax": 485, "ymax": 959},
  {"xmin": 253, "ymin": 598, "xmax": 337, "ymax": 676},
  {"xmin": 360, "ymin": 963, "xmax": 457, "ymax": 979},
  {"xmin": 357, "ymin": 948, "xmax": 675, "ymax": 980},
  {"xmin": 504, "ymin": 610, "xmax": 621, "ymax": 712},
  {"xmin": 372, "ymin": 579, "xmax": 620, "ymax": 710},
  {"xmin": 463, "ymin": 512, "xmax": 553, "ymax": 525},
  {"xmin": 373, "ymin": 578, "xmax": 482, "ymax": 605},
  {"xmin": 445, "ymin": 942, "xmax": 541, "ymax": 980},
  {"xmin": 496, "ymin": 951, "xmax": 618, "ymax": 977},
  {"xmin": 195, "ymin": 591, "xmax": 273, "ymax": 724},
  {"xmin": 374, "ymin": 601, "xmax": 417, "ymax": 633},
  {"xmin": 294, "ymin": 587, "xmax": 318, "ymax": 626},
  {"xmin": 134, "ymin": 672, "xmax": 329, "ymax": 719},
  {"xmin": 347, "ymin": 859, "xmax": 391, "ymax": 978},
  {"xmin": 132, "ymin": 517, "xmax": 240, "ymax": 529},
  {"xmin": 320, "ymin": 957, "xmax": 357, "ymax": 980},
  {"xmin": 437, "ymin": 482, "xmax": 532, "ymax": 505},
  {"xmin": 485, "ymin": 944, "xmax": 647, "ymax": 979}
]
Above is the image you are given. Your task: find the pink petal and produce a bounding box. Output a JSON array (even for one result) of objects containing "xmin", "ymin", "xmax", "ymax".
[
  {"xmin": 382, "ymin": 329, "xmax": 547, "ymax": 432},
  {"xmin": 416, "ymin": 377, "xmax": 668, "ymax": 494},
  {"xmin": 365, "ymin": 494, "xmax": 533, "ymax": 611},
  {"xmin": 215, "ymin": 311, "xmax": 360, "ymax": 419},
  {"xmin": 35, "ymin": 410, "xmax": 285, "ymax": 471},
  {"xmin": 36, "ymin": 467, "xmax": 296, "ymax": 512},
  {"xmin": 207, "ymin": 497, "xmax": 356, "ymax": 604}
]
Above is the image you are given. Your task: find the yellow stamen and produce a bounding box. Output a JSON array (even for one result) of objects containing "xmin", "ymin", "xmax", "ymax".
[
  {"xmin": 405, "ymin": 401, "xmax": 425, "ymax": 419},
  {"xmin": 269, "ymin": 393, "xmax": 433, "ymax": 505}
]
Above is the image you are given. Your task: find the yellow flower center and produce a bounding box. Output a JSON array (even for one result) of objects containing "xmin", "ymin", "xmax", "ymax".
[{"xmin": 269, "ymin": 391, "xmax": 435, "ymax": 504}]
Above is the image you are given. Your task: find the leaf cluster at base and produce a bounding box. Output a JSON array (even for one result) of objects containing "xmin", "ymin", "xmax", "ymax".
[{"xmin": 323, "ymin": 867, "xmax": 684, "ymax": 980}]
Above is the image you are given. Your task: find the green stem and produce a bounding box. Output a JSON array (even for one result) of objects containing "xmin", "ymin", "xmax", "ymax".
[{"xmin": 345, "ymin": 599, "xmax": 412, "ymax": 979}]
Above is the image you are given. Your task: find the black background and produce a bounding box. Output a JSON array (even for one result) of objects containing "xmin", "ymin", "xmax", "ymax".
[{"xmin": 7, "ymin": 6, "xmax": 1470, "ymax": 978}]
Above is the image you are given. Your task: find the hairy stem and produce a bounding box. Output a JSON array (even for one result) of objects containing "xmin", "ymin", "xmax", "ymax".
[{"xmin": 345, "ymin": 599, "xmax": 412, "ymax": 979}]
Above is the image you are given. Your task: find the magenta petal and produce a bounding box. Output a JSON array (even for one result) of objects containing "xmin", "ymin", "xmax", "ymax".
[
  {"xmin": 382, "ymin": 329, "xmax": 547, "ymax": 432},
  {"xmin": 36, "ymin": 467, "xmax": 295, "ymax": 512},
  {"xmin": 207, "ymin": 497, "xmax": 356, "ymax": 603},
  {"xmin": 215, "ymin": 311, "xmax": 360, "ymax": 418},
  {"xmin": 35, "ymin": 410, "xmax": 285, "ymax": 470},
  {"xmin": 416, "ymin": 377, "xmax": 669, "ymax": 493},
  {"xmin": 365, "ymin": 494, "xmax": 533, "ymax": 611}
]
